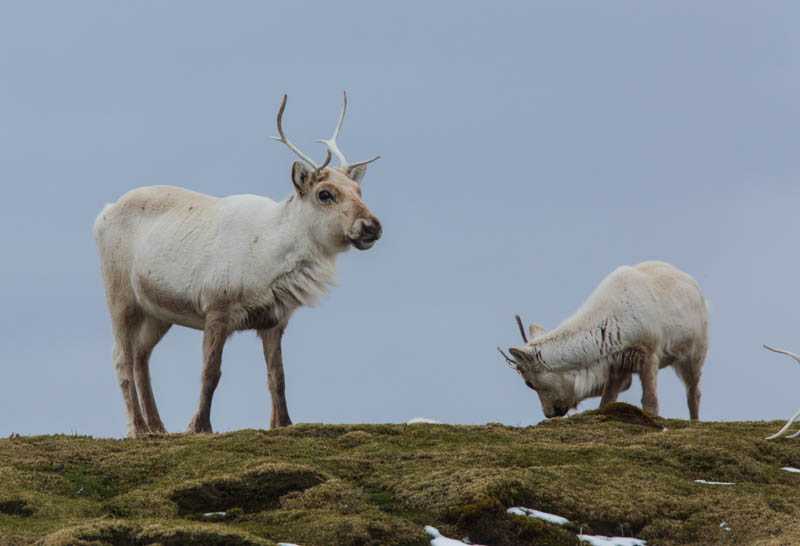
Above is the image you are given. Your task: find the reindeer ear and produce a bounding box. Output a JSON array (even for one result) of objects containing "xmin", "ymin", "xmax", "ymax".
[
  {"xmin": 509, "ymin": 345, "xmax": 551, "ymax": 374},
  {"xmin": 291, "ymin": 161, "xmax": 313, "ymax": 195},
  {"xmin": 346, "ymin": 163, "xmax": 368, "ymax": 184},
  {"xmin": 529, "ymin": 324, "xmax": 548, "ymax": 340}
]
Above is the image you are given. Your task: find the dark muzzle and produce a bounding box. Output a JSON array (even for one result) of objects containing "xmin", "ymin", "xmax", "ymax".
[{"xmin": 351, "ymin": 218, "xmax": 382, "ymax": 250}]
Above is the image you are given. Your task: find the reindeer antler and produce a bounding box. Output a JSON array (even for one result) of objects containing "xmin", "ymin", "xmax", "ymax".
[
  {"xmin": 497, "ymin": 347, "xmax": 517, "ymax": 369},
  {"xmin": 515, "ymin": 315, "xmax": 528, "ymax": 344},
  {"xmin": 313, "ymin": 91, "xmax": 349, "ymax": 166},
  {"xmin": 313, "ymin": 91, "xmax": 381, "ymax": 171},
  {"xmin": 763, "ymin": 344, "xmax": 800, "ymax": 440},
  {"xmin": 764, "ymin": 345, "xmax": 800, "ymax": 366},
  {"xmin": 271, "ymin": 94, "xmax": 330, "ymax": 173},
  {"xmin": 765, "ymin": 409, "xmax": 800, "ymax": 440}
]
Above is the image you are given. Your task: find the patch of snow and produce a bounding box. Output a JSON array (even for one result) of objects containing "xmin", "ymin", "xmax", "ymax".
[
  {"xmin": 202, "ymin": 511, "xmax": 226, "ymax": 517},
  {"xmin": 408, "ymin": 417, "xmax": 442, "ymax": 424},
  {"xmin": 781, "ymin": 467, "xmax": 800, "ymax": 473},
  {"xmin": 507, "ymin": 506, "xmax": 569, "ymax": 525},
  {"xmin": 720, "ymin": 522, "xmax": 732, "ymax": 531},
  {"xmin": 694, "ymin": 479, "xmax": 735, "ymax": 485},
  {"xmin": 426, "ymin": 508, "xmax": 648, "ymax": 546},
  {"xmin": 277, "ymin": 543, "xmax": 301, "ymax": 546},
  {"xmin": 425, "ymin": 526, "xmax": 485, "ymax": 546},
  {"xmin": 578, "ymin": 535, "xmax": 646, "ymax": 546}
]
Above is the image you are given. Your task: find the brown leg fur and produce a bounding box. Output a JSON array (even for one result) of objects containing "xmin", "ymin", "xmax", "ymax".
[
  {"xmin": 110, "ymin": 306, "xmax": 149, "ymax": 438},
  {"xmin": 600, "ymin": 369, "xmax": 631, "ymax": 407},
  {"xmin": 639, "ymin": 352, "xmax": 660, "ymax": 416},
  {"xmin": 133, "ymin": 317, "xmax": 171, "ymax": 434},
  {"xmin": 259, "ymin": 324, "xmax": 292, "ymax": 428},
  {"xmin": 687, "ymin": 381, "xmax": 701, "ymax": 421},
  {"xmin": 187, "ymin": 312, "xmax": 229, "ymax": 434},
  {"xmin": 674, "ymin": 353, "xmax": 704, "ymax": 421}
]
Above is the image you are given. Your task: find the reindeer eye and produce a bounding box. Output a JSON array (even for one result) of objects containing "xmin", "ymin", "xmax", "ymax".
[
  {"xmin": 524, "ymin": 380, "xmax": 535, "ymax": 390},
  {"xmin": 318, "ymin": 190, "xmax": 334, "ymax": 203}
]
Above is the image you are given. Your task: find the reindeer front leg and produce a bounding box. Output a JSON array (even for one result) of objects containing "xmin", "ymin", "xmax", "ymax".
[
  {"xmin": 259, "ymin": 324, "xmax": 292, "ymax": 428},
  {"xmin": 639, "ymin": 352, "xmax": 660, "ymax": 416},
  {"xmin": 187, "ymin": 311, "xmax": 229, "ymax": 434},
  {"xmin": 600, "ymin": 369, "xmax": 630, "ymax": 407}
]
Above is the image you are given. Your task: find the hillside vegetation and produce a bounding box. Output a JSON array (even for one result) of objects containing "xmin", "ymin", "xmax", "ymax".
[{"xmin": 0, "ymin": 404, "xmax": 798, "ymax": 546}]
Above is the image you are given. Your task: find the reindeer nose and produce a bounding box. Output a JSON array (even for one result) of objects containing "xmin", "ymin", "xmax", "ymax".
[{"xmin": 363, "ymin": 218, "xmax": 382, "ymax": 240}]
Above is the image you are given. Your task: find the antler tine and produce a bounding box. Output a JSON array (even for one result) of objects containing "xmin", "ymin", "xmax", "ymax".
[
  {"xmin": 763, "ymin": 345, "xmax": 800, "ymax": 440},
  {"xmin": 763, "ymin": 345, "xmax": 800, "ymax": 366},
  {"xmin": 271, "ymin": 94, "xmax": 319, "ymax": 169},
  {"xmin": 312, "ymin": 149, "xmax": 332, "ymax": 178},
  {"xmin": 313, "ymin": 91, "xmax": 381, "ymax": 172},
  {"xmin": 497, "ymin": 347, "xmax": 517, "ymax": 369},
  {"xmin": 515, "ymin": 315, "xmax": 528, "ymax": 344},
  {"xmin": 313, "ymin": 90, "xmax": 349, "ymax": 166},
  {"xmin": 765, "ymin": 408, "xmax": 800, "ymax": 440},
  {"xmin": 344, "ymin": 155, "xmax": 381, "ymax": 170}
]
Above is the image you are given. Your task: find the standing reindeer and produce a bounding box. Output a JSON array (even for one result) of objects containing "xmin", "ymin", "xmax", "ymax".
[
  {"xmin": 500, "ymin": 261, "xmax": 708, "ymax": 420},
  {"xmin": 94, "ymin": 93, "xmax": 382, "ymax": 437}
]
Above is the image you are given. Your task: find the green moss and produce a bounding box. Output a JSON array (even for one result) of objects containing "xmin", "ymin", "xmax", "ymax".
[
  {"xmin": 247, "ymin": 509, "xmax": 426, "ymax": 546},
  {"xmin": 451, "ymin": 497, "xmax": 580, "ymax": 545},
  {"xmin": 37, "ymin": 520, "xmax": 272, "ymax": 546},
  {"xmin": 591, "ymin": 402, "xmax": 663, "ymax": 427},
  {"xmin": 169, "ymin": 463, "xmax": 324, "ymax": 515},
  {"xmin": 62, "ymin": 462, "xmax": 119, "ymax": 500},
  {"xmin": 0, "ymin": 498, "xmax": 34, "ymax": 517},
  {"xmin": 1, "ymin": 404, "xmax": 799, "ymax": 545}
]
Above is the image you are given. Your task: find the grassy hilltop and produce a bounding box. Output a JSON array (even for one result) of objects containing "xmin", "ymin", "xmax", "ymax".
[{"xmin": 1, "ymin": 404, "xmax": 799, "ymax": 546}]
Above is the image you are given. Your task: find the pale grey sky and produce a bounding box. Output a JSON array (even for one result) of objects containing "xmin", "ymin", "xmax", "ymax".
[{"xmin": 1, "ymin": 2, "xmax": 799, "ymax": 437}]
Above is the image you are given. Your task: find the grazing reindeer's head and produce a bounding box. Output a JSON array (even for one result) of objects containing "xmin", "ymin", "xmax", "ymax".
[
  {"xmin": 498, "ymin": 315, "xmax": 577, "ymax": 418},
  {"xmin": 509, "ymin": 347, "xmax": 579, "ymax": 419},
  {"xmin": 272, "ymin": 92, "xmax": 382, "ymax": 252}
]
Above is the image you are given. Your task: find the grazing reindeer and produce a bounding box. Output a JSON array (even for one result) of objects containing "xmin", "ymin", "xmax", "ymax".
[
  {"xmin": 762, "ymin": 345, "xmax": 800, "ymax": 440},
  {"xmin": 506, "ymin": 315, "xmax": 635, "ymax": 405},
  {"xmin": 499, "ymin": 261, "xmax": 708, "ymax": 420},
  {"xmin": 95, "ymin": 92, "xmax": 382, "ymax": 437}
]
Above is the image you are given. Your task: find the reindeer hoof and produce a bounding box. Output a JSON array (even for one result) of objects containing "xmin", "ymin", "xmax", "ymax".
[
  {"xmin": 186, "ymin": 417, "xmax": 213, "ymax": 434},
  {"xmin": 148, "ymin": 423, "xmax": 167, "ymax": 435},
  {"xmin": 269, "ymin": 417, "xmax": 293, "ymax": 429},
  {"xmin": 126, "ymin": 427, "xmax": 152, "ymax": 439}
]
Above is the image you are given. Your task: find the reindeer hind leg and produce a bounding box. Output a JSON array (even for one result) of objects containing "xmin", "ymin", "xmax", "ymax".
[
  {"xmin": 110, "ymin": 306, "xmax": 149, "ymax": 438},
  {"xmin": 670, "ymin": 337, "xmax": 707, "ymax": 421},
  {"xmin": 673, "ymin": 355, "xmax": 704, "ymax": 421},
  {"xmin": 133, "ymin": 316, "xmax": 171, "ymax": 434}
]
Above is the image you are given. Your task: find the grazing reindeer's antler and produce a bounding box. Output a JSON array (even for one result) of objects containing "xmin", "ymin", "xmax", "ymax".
[
  {"xmin": 497, "ymin": 347, "xmax": 517, "ymax": 369},
  {"xmin": 313, "ymin": 91, "xmax": 381, "ymax": 171},
  {"xmin": 763, "ymin": 345, "xmax": 800, "ymax": 440},
  {"xmin": 497, "ymin": 315, "xmax": 529, "ymax": 371},
  {"xmin": 515, "ymin": 315, "xmax": 528, "ymax": 344},
  {"xmin": 271, "ymin": 94, "xmax": 331, "ymax": 174}
]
